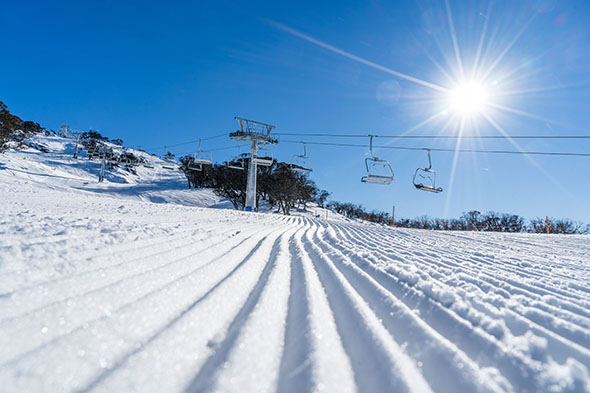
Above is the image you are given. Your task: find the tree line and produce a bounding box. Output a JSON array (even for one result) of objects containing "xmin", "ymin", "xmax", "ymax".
[
  {"xmin": 325, "ymin": 201, "xmax": 392, "ymax": 224},
  {"xmin": 179, "ymin": 155, "xmax": 328, "ymax": 215},
  {"xmin": 317, "ymin": 202, "xmax": 586, "ymax": 234},
  {"xmin": 393, "ymin": 210, "xmax": 587, "ymax": 234}
]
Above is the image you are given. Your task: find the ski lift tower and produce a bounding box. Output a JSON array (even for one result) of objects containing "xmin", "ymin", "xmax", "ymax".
[{"xmin": 230, "ymin": 117, "xmax": 278, "ymax": 212}]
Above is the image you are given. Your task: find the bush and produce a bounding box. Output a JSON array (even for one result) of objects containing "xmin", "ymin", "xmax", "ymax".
[
  {"xmin": 1, "ymin": 100, "xmax": 45, "ymax": 151},
  {"xmin": 81, "ymin": 130, "xmax": 108, "ymax": 141},
  {"xmin": 179, "ymin": 159, "xmax": 318, "ymax": 214}
]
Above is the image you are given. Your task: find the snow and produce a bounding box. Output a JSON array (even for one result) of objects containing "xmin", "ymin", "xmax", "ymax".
[{"xmin": 1, "ymin": 134, "xmax": 589, "ymax": 393}]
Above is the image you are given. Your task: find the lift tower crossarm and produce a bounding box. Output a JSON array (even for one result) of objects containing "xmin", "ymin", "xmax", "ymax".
[{"xmin": 230, "ymin": 117, "xmax": 278, "ymax": 211}]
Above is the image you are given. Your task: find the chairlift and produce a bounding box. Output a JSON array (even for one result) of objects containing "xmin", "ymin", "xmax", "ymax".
[
  {"xmin": 161, "ymin": 155, "xmax": 177, "ymax": 170},
  {"xmin": 253, "ymin": 147, "xmax": 274, "ymax": 166},
  {"xmin": 413, "ymin": 149, "xmax": 443, "ymax": 193},
  {"xmin": 194, "ymin": 139, "xmax": 213, "ymax": 165},
  {"xmin": 227, "ymin": 147, "xmax": 247, "ymax": 170},
  {"xmin": 290, "ymin": 142, "xmax": 312, "ymax": 173},
  {"xmin": 361, "ymin": 135, "xmax": 394, "ymax": 184},
  {"xmin": 187, "ymin": 153, "xmax": 203, "ymax": 171}
]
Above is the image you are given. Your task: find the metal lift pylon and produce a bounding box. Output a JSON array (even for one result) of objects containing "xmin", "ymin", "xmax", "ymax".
[{"xmin": 230, "ymin": 117, "xmax": 278, "ymax": 212}]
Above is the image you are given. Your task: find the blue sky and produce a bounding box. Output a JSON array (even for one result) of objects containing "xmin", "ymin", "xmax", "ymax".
[{"xmin": 2, "ymin": 0, "xmax": 590, "ymax": 222}]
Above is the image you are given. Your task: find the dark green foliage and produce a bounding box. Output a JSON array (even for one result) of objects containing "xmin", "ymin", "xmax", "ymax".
[
  {"xmin": 212, "ymin": 165, "xmax": 247, "ymax": 210},
  {"xmin": 179, "ymin": 158, "xmax": 317, "ymax": 214},
  {"xmin": 326, "ymin": 201, "xmax": 391, "ymax": 224},
  {"xmin": 394, "ymin": 212, "xmax": 583, "ymax": 233},
  {"xmin": 82, "ymin": 130, "xmax": 108, "ymax": 141},
  {"xmin": 118, "ymin": 151, "xmax": 142, "ymax": 173},
  {"xmin": 529, "ymin": 217, "xmax": 582, "ymax": 234},
  {"xmin": 314, "ymin": 189, "xmax": 330, "ymax": 208},
  {"xmin": 178, "ymin": 155, "xmax": 217, "ymax": 189},
  {"xmin": 0, "ymin": 100, "xmax": 46, "ymax": 151},
  {"xmin": 265, "ymin": 163, "xmax": 301, "ymax": 215},
  {"xmin": 22, "ymin": 120, "xmax": 44, "ymax": 134},
  {"xmin": 120, "ymin": 152, "xmax": 137, "ymax": 162}
]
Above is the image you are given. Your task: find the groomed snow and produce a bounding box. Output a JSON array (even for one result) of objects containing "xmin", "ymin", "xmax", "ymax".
[{"xmin": 1, "ymin": 135, "xmax": 589, "ymax": 393}]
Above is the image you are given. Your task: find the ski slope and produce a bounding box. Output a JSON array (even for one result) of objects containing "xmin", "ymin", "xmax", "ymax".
[{"xmin": 1, "ymin": 135, "xmax": 589, "ymax": 393}]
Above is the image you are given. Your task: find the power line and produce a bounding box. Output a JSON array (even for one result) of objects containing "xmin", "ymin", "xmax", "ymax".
[
  {"xmin": 274, "ymin": 132, "xmax": 590, "ymax": 139},
  {"xmin": 281, "ymin": 140, "xmax": 590, "ymax": 157}
]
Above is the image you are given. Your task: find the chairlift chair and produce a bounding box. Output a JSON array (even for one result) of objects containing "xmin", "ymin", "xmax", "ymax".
[
  {"xmin": 227, "ymin": 157, "xmax": 246, "ymax": 170},
  {"xmin": 361, "ymin": 135, "xmax": 394, "ymax": 184},
  {"xmin": 290, "ymin": 143, "xmax": 312, "ymax": 173},
  {"xmin": 253, "ymin": 148, "xmax": 273, "ymax": 166},
  {"xmin": 161, "ymin": 155, "xmax": 177, "ymax": 170},
  {"xmin": 187, "ymin": 154, "xmax": 203, "ymax": 171},
  {"xmin": 227, "ymin": 147, "xmax": 247, "ymax": 170},
  {"xmin": 413, "ymin": 149, "xmax": 443, "ymax": 193},
  {"xmin": 193, "ymin": 139, "xmax": 213, "ymax": 165}
]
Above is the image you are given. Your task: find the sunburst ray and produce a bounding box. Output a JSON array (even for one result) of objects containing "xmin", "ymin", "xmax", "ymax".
[{"xmin": 267, "ymin": 20, "xmax": 449, "ymax": 93}]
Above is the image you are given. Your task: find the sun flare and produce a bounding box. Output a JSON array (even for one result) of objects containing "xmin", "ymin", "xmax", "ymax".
[{"xmin": 448, "ymin": 81, "xmax": 489, "ymax": 117}]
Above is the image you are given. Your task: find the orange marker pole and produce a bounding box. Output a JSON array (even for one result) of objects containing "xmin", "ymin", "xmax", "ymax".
[
  {"xmin": 546, "ymin": 216, "xmax": 549, "ymax": 234},
  {"xmin": 391, "ymin": 205, "xmax": 395, "ymax": 227}
]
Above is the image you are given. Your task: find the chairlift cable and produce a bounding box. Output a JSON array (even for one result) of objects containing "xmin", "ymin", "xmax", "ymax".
[
  {"xmin": 140, "ymin": 131, "xmax": 590, "ymax": 154},
  {"xmin": 273, "ymin": 132, "xmax": 590, "ymax": 139},
  {"xmin": 175, "ymin": 144, "xmax": 248, "ymax": 157},
  {"xmin": 280, "ymin": 140, "xmax": 590, "ymax": 157},
  {"xmin": 142, "ymin": 133, "xmax": 227, "ymax": 151}
]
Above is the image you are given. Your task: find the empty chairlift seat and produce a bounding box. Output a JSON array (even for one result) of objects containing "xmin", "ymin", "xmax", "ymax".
[
  {"xmin": 227, "ymin": 147, "xmax": 247, "ymax": 170},
  {"xmin": 194, "ymin": 139, "xmax": 213, "ymax": 165},
  {"xmin": 413, "ymin": 149, "xmax": 443, "ymax": 193},
  {"xmin": 253, "ymin": 148, "xmax": 274, "ymax": 166},
  {"xmin": 361, "ymin": 135, "xmax": 394, "ymax": 185},
  {"xmin": 187, "ymin": 155, "xmax": 203, "ymax": 171},
  {"xmin": 290, "ymin": 142, "xmax": 312, "ymax": 173}
]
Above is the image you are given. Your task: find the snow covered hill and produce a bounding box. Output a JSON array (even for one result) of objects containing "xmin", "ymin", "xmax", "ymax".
[
  {"xmin": 0, "ymin": 134, "xmax": 233, "ymax": 208},
  {"xmin": 0, "ymin": 135, "xmax": 589, "ymax": 393}
]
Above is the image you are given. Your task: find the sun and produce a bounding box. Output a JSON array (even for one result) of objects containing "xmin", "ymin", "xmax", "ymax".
[{"xmin": 448, "ymin": 80, "xmax": 489, "ymax": 117}]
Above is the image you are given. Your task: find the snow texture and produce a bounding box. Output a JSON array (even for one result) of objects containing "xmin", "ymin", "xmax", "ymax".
[{"xmin": 1, "ymin": 135, "xmax": 589, "ymax": 393}]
